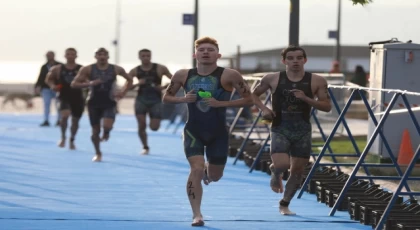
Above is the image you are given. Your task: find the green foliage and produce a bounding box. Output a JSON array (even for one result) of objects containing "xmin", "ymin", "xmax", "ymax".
[{"xmin": 351, "ymin": 0, "xmax": 373, "ymax": 6}]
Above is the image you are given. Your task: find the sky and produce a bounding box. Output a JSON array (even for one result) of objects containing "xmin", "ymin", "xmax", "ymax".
[{"xmin": 1, "ymin": 0, "xmax": 420, "ymax": 83}]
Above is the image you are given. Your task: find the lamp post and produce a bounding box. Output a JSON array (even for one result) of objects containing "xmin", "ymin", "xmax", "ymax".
[
  {"xmin": 193, "ymin": 0, "xmax": 199, "ymax": 68},
  {"xmin": 289, "ymin": 0, "xmax": 299, "ymax": 46}
]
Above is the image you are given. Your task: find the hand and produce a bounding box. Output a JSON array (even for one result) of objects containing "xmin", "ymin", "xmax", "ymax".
[
  {"xmin": 155, "ymin": 85, "xmax": 164, "ymax": 91},
  {"xmin": 138, "ymin": 79, "xmax": 146, "ymax": 85},
  {"xmin": 203, "ymin": 97, "xmax": 221, "ymax": 107},
  {"xmin": 262, "ymin": 108, "xmax": 275, "ymax": 120},
  {"xmin": 35, "ymin": 86, "xmax": 41, "ymax": 95},
  {"xmin": 290, "ymin": 89, "xmax": 307, "ymax": 100},
  {"xmin": 51, "ymin": 84, "xmax": 61, "ymax": 92},
  {"xmin": 114, "ymin": 90, "xmax": 126, "ymax": 101},
  {"xmin": 184, "ymin": 89, "xmax": 197, "ymax": 103},
  {"xmin": 90, "ymin": 79, "xmax": 103, "ymax": 86}
]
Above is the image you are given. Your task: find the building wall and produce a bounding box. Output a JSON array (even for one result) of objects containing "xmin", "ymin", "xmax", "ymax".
[{"xmin": 238, "ymin": 55, "xmax": 370, "ymax": 73}]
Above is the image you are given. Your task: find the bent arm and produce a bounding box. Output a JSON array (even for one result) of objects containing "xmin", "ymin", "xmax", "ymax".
[
  {"xmin": 162, "ymin": 65, "xmax": 173, "ymax": 79},
  {"xmin": 127, "ymin": 68, "xmax": 139, "ymax": 90},
  {"xmin": 218, "ymin": 71, "xmax": 253, "ymax": 107},
  {"xmin": 303, "ymin": 75, "xmax": 332, "ymax": 112},
  {"xmin": 35, "ymin": 66, "xmax": 45, "ymax": 88},
  {"xmin": 45, "ymin": 66, "xmax": 59, "ymax": 89},
  {"xmin": 251, "ymin": 74, "xmax": 273, "ymax": 111},
  {"xmin": 116, "ymin": 65, "xmax": 133, "ymax": 95},
  {"xmin": 71, "ymin": 66, "xmax": 91, "ymax": 88},
  {"xmin": 162, "ymin": 70, "xmax": 186, "ymax": 104}
]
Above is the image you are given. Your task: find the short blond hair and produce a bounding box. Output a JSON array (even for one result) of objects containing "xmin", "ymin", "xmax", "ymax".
[{"xmin": 195, "ymin": 36, "xmax": 219, "ymax": 50}]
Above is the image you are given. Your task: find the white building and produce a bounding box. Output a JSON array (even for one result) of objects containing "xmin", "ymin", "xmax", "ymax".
[{"xmin": 223, "ymin": 45, "xmax": 370, "ymax": 75}]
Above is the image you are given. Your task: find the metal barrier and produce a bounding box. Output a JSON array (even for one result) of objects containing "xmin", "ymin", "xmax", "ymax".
[
  {"xmin": 296, "ymin": 85, "xmax": 420, "ymax": 230},
  {"xmin": 164, "ymin": 75, "xmax": 420, "ymax": 230}
]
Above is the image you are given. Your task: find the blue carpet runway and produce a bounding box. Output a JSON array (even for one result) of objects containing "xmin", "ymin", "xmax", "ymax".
[{"xmin": 0, "ymin": 114, "xmax": 371, "ymax": 230}]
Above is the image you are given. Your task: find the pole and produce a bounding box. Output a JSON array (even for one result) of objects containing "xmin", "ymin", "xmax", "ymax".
[
  {"xmin": 115, "ymin": 0, "xmax": 121, "ymax": 65},
  {"xmin": 236, "ymin": 45, "xmax": 241, "ymax": 72},
  {"xmin": 335, "ymin": 0, "xmax": 341, "ymax": 63},
  {"xmin": 193, "ymin": 0, "xmax": 199, "ymax": 68},
  {"xmin": 289, "ymin": 0, "xmax": 299, "ymax": 46}
]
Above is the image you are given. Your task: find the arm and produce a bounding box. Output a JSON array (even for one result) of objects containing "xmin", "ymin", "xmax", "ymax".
[
  {"xmin": 71, "ymin": 66, "xmax": 92, "ymax": 88},
  {"xmin": 35, "ymin": 66, "xmax": 44, "ymax": 88},
  {"xmin": 127, "ymin": 67, "xmax": 140, "ymax": 90},
  {"xmin": 34, "ymin": 66, "xmax": 45, "ymax": 94},
  {"xmin": 210, "ymin": 70, "xmax": 253, "ymax": 107},
  {"xmin": 45, "ymin": 66, "xmax": 59, "ymax": 90},
  {"xmin": 251, "ymin": 74, "xmax": 273, "ymax": 111},
  {"xmin": 115, "ymin": 65, "xmax": 133, "ymax": 96},
  {"xmin": 301, "ymin": 75, "xmax": 332, "ymax": 112},
  {"xmin": 156, "ymin": 65, "xmax": 173, "ymax": 91},
  {"xmin": 162, "ymin": 69, "xmax": 191, "ymax": 104},
  {"xmin": 161, "ymin": 65, "xmax": 173, "ymax": 80}
]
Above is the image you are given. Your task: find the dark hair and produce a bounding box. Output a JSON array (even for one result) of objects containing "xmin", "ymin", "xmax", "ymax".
[
  {"xmin": 65, "ymin": 47, "xmax": 77, "ymax": 53},
  {"xmin": 95, "ymin": 47, "xmax": 109, "ymax": 55},
  {"xmin": 355, "ymin": 65, "xmax": 365, "ymax": 74},
  {"xmin": 139, "ymin": 49, "xmax": 151, "ymax": 54},
  {"xmin": 281, "ymin": 45, "xmax": 307, "ymax": 60}
]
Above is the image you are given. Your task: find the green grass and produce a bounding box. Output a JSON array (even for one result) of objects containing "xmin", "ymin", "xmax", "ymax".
[
  {"xmin": 312, "ymin": 137, "xmax": 367, "ymax": 155},
  {"xmin": 311, "ymin": 138, "xmax": 420, "ymax": 191}
]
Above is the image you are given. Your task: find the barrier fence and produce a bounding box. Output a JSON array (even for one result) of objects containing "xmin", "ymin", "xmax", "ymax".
[{"xmin": 166, "ymin": 73, "xmax": 420, "ymax": 230}]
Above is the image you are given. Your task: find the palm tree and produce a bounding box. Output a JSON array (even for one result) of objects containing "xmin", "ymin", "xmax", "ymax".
[{"xmin": 351, "ymin": 0, "xmax": 372, "ymax": 5}]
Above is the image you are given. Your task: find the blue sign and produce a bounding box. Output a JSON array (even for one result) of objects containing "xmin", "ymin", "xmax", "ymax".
[
  {"xmin": 328, "ymin": 30, "xmax": 337, "ymax": 39},
  {"xmin": 183, "ymin": 14, "xmax": 194, "ymax": 25}
]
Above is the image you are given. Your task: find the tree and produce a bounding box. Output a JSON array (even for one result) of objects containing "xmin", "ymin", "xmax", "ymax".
[{"xmin": 351, "ymin": 0, "xmax": 373, "ymax": 6}]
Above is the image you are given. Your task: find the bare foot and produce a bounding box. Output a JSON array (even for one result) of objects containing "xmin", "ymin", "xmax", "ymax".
[
  {"xmin": 141, "ymin": 148, "xmax": 149, "ymax": 155},
  {"xmin": 92, "ymin": 154, "xmax": 102, "ymax": 162},
  {"xmin": 280, "ymin": 205, "xmax": 296, "ymax": 215},
  {"xmin": 100, "ymin": 133, "xmax": 109, "ymax": 142},
  {"xmin": 202, "ymin": 163, "xmax": 211, "ymax": 185},
  {"xmin": 69, "ymin": 141, "xmax": 76, "ymax": 150},
  {"xmin": 191, "ymin": 215, "xmax": 205, "ymax": 227},
  {"xmin": 269, "ymin": 164, "xmax": 284, "ymax": 193},
  {"xmin": 58, "ymin": 139, "xmax": 65, "ymax": 148}
]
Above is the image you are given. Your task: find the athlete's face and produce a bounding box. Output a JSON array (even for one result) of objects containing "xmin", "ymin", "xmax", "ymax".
[
  {"xmin": 282, "ymin": 50, "xmax": 307, "ymax": 72},
  {"xmin": 65, "ymin": 50, "xmax": 77, "ymax": 63},
  {"xmin": 139, "ymin": 51, "xmax": 151, "ymax": 65},
  {"xmin": 194, "ymin": 43, "xmax": 221, "ymax": 65},
  {"xmin": 95, "ymin": 51, "xmax": 109, "ymax": 64},
  {"xmin": 46, "ymin": 52, "xmax": 55, "ymax": 62}
]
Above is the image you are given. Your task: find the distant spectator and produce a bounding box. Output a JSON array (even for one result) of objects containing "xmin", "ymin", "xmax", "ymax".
[
  {"xmin": 254, "ymin": 64, "xmax": 263, "ymax": 73},
  {"xmin": 351, "ymin": 65, "xmax": 367, "ymax": 100},
  {"xmin": 34, "ymin": 51, "xmax": 61, "ymax": 127},
  {"xmin": 329, "ymin": 60, "xmax": 341, "ymax": 73}
]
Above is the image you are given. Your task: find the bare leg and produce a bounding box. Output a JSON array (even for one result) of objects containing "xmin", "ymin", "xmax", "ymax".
[
  {"xmin": 279, "ymin": 157, "xmax": 309, "ymax": 215},
  {"xmin": 136, "ymin": 114, "xmax": 149, "ymax": 154},
  {"xmin": 187, "ymin": 156, "xmax": 205, "ymax": 226},
  {"xmin": 203, "ymin": 161, "xmax": 225, "ymax": 185},
  {"xmin": 91, "ymin": 125, "xmax": 101, "ymax": 162},
  {"xmin": 270, "ymin": 153, "xmax": 290, "ymax": 193},
  {"xmin": 149, "ymin": 118, "xmax": 160, "ymax": 131},
  {"xmin": 100, "ymin": 118, "xmax": 114, "ymax": 142},
  {"xmin": 58, "ymin": 110, "xmax": 71, "ymax": 148},
  {"xmin": 69, "ymin": 117, "xmax": 80, "ymax": 150}
]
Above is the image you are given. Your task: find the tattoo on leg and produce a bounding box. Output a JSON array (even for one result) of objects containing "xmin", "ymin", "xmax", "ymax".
[{"xmin": 188, "ymin": 181, "xmax": 195, "ymax": 199}]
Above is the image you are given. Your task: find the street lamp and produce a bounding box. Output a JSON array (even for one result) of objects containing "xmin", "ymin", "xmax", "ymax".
[
  {"xmin": 113, "ymin": 0, "xmax": 122, "ymax": 65},
  {"xmin": 289, "ymin": 0, "xmax": 299, "ymax": 46},
  {"xmin": 193, "ymin": 0, "xmax": 199, "ymax": 68}
]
